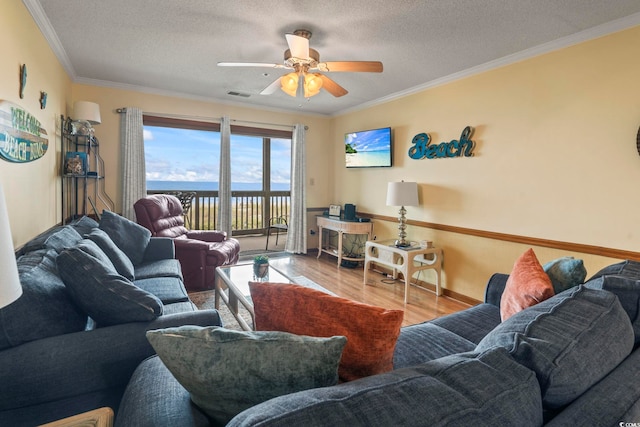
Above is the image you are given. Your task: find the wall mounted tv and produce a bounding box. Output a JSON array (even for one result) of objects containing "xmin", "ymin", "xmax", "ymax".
[{"xmin": 345, "ymin": 127, "xmax": 392, "ymax": 168}]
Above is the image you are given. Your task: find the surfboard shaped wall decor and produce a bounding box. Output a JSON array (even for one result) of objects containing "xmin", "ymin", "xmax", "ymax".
[{"xmin": 0, "ymin": 100, "xmax": 48, "ymax": 162}]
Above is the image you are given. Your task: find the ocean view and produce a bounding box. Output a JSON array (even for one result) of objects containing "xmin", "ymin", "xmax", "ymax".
[{"xmin": 147, "ymin": 181, "xmax": 290, "ymax": 191}]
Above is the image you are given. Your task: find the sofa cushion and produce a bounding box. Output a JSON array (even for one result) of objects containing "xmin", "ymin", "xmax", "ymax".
[
  {"xmin": 0, "ymin": 249, "xmax": 87, "ymax": 350},
  {"xmin": 146, "ymin": 326, "xmax": 347, "ymax": 426},
  {"xmin": 228, "ymin": 347, "xmax": 543, "ymax": 427},
  {"xmin": 393, "ymin": 322, "xmax": 476, "ymax": 369},
  {"xmin": 585, "ymin": 275, "xmax": 640, "ymax": 344},
  {"xmin": 250, "ymin": 282, "xmax": 404, "ymax": 382},
  {"xmin": 134, "ymin": 277, "xmax": 189, "ymax": 304},
  {"xmin": 85, "ymin": 228, "xmax": 135, "ymax": 280},
  {"xmin": 430, "ymin": 303, "xmax": 502, "ymax": 344},
  {"xmin": 500, "ymin": 248, "xmax": 555, "ymax": 321},
  {"xmin": 543, "ymin": 256, "xmax": 587, "ymax": 293},
  {"xmin": 57, "ymin": 247, "xmax": 163, "ymax": 326},
  {"xmin": 115, "ymin": 355, "xmax": 211, "ymax": 427},
  {"xmin": 99, "ymin": 210, "xmax": 151, "ymax": 265},
  {"xmin": 19, "ymin": 225, "xmax": 82, "ymax": 255},
  {"xmin": 134, "ymin": 259, "xmax": 183, "ymax": 280},
  {"xmin": 477, "ymin": 286, "xmax": 634, "ymax": 409},
  {"xmin": 587, "ymin": 259, "xmax": 640, "ymax": 282}
]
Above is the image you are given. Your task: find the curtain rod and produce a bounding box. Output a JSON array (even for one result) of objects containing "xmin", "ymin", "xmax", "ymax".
[{"xmin": 116, "ymin": 108, "xmax": 306, "ymax": 130}]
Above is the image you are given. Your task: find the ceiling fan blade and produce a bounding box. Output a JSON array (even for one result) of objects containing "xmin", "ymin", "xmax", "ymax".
[
  {"xmin": 285, "ymin": 34, "xmax": 309, "ymax": 59},
  {"xmin": 318, "ymin": 74, "xmax": 348, "ymax": 97},
  {"xmin": 217, "ymin": 62, "xmax": 287, "ymax": 69},
  {"xmin": 316, "ymin": 61, "xmax": 383, "ymax": 73},
  {"xmin": 260, "ymin": 77, "xmax": 282, "ymax": 95}
]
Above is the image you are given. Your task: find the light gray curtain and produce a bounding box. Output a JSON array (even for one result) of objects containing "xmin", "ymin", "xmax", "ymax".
[
  {"xmin": 120, "ymin": 107, "xmax": 146, "ymax": 221},
  {"xmin": 285, "ymin": 124, "xmax": 307, "ymax": 254},
  {"xmin": 217, "ymin": 116, "xmax": 232, "ymax": 236}
]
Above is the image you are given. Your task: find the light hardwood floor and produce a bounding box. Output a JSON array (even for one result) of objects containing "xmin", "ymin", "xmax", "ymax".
[{"xmin": 202, "ymin": 243, "xmax": 472, "ymax": 327}]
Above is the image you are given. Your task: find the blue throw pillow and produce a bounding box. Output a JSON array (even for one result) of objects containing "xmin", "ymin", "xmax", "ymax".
[
  {"xmin": 85, "ymin": 228, "xmax": 135, "ymax": 280},
  {"xmin": 147, "ymin": 326, "xmax": 347, "ymax": 426},
  {"xmin": 543, "ymin": 256, "xmax": 587, "ymax": 293},
  {"xmin": 57, "ymin": 247, "xmax": 163, "ymax": 326},
  {"xmin": 0, "ymin": 249, "xmax": 87, "ymax": 350},
  {"xmin": 476, "ymin": 286, "xmax": 634, "ymax": 409},
  {"xmin": 99, "ymin": 210, "xmax": 151, "ymax": 265}
]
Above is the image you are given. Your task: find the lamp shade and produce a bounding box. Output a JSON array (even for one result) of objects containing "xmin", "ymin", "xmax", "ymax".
[
  {"xmin": 280, "ymin": 73, "xmax": 299, "ymax": 97},
  {"xmin": 73, "ymin": 101, "xmax": 102, "ymax": 124},
  {"xmin": 386, "ymin": 181, "xmax": 419, "ymax": 206},
  {"xmin": 0, "ymin": 185, "xmax": 22, "ymax": 309}
]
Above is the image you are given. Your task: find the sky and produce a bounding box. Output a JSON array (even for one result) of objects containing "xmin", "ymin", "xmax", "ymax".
[
  {"xmin": 143, "ymin": 126, "xmax": 291, "ymax": 184},
  {"xmin": 344, "ymin": 127, "xmax": 391, "ymax": 152}
]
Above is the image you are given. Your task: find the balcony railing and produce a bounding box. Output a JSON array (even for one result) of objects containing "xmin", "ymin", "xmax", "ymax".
[{"xmin": 148, "ymin": 189, "xmax": 290, "ymax": 236}]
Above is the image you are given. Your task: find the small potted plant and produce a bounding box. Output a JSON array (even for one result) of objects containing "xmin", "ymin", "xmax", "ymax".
[{"xmin": 253, "ymin": 255, "xmax": 269, "ymax": 279}]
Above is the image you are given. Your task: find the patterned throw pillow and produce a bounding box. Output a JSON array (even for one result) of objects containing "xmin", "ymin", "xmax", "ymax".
[
  {"xmin": 146, "ymin": 326, "xmax": 346, "ymax": 425},
  {"xmin": 500, "ymin": 248, "xmax": 555, "ymax": 321},
  {"xmin": 250, "ymin": 282, "xmax": 404, "ymax": 381}
]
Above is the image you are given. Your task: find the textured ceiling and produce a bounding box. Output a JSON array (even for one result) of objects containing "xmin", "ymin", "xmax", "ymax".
[{"xmin": 25, "ymin": 0, "xmax": 640, "ymax": 116}]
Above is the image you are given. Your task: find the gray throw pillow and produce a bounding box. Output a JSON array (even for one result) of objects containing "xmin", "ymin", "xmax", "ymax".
[
  {"xmin": 85, "ymin": 228, "xmax": 135, "ymax": 280},
  {"xmin": 146, "ymin": 326, "xmax": 347, "ymax": 425},
  {"xmin": 0, "ymin": 249, "xmax": 87, "ymax": 350},
  {"xmin": 476, "ymin": 285, "xmax": 634, "ymax": 409},
  {"xmin": 99, "ymin": 210, "xmax": 151, "ymax": 265},
  {"xmin": 57, "ymin": 247, "xmax": 163, "ymax": 326},
  {"xmin": 543, "ymin": 256, "xmax": 587, "ymax": 293}
]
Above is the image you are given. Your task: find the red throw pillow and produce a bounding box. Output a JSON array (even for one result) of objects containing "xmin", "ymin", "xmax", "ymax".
[
  {"xmin": 249, "ymin": 282, "xmax": 404, "ymax": 382},
  {"xmin": 500, "ymin": 248, "xmax": 555, "ymax": 321}
]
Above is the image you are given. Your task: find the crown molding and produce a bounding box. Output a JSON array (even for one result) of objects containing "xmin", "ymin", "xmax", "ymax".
[
  {"xmin": 333, "ymin": 11, "xmax": 640, "ymax": 117},
  {"xmin": 22, "ymin": 0, "xmax": 76, "ymax": 79}
]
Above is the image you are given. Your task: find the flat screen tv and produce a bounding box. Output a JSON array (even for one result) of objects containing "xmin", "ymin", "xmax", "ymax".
[{"xmin": 345, "ymin": 127, "xmax": 392, "ymax": 168}]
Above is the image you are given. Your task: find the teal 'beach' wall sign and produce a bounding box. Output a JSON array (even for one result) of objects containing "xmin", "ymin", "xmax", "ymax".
[
  {"xmin": 0, "ymin": 100, "xmax": 48, "ymax": 162},
  {"xmin": 409, "ymin": 126, "xmax": 475, "ymax": 159}
]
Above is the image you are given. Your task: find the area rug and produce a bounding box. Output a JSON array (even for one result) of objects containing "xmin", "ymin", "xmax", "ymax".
[{"xmin": 189, "ymin": 275, "xmax": 330, "ymax": 331}]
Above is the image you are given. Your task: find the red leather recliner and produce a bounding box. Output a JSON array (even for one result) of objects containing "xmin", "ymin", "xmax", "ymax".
[{"xmin": 134, "ymin": 194, "xmax": 240, "ymax": 291}]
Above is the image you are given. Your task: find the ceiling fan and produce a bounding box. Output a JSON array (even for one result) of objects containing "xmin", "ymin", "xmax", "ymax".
[{"xmin": 218, "ymin": 29, "xmax": 383, "ymax": 98}]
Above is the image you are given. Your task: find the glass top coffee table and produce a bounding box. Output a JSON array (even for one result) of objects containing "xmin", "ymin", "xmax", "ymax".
[{"xmin": 215, "ymin": 263, "xmax": 292, "ymax": 331}]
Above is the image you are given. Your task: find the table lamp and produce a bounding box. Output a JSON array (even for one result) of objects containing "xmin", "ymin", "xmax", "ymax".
[
  {"xmin": 72, "ymin": 101, "xmax": 102, "ymax": 136},
  {"xmin": 0, "ymin": 185, "xmax": 22, "ymax": 309},
  {"xmin": 386, "ymin": 181, "xmax": 419, "ymax": 247}
]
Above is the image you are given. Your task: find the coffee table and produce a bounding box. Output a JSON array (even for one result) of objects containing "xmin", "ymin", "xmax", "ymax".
[{"xmin": 215, "ymin": 263, "xmax": 292, "ymax": 331}]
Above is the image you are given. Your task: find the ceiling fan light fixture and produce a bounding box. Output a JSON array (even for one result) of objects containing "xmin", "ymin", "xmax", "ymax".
[
  {"xmin": 280, "ymin": 72, "xmax": 299, "ymax": 97},
  {"xmin": 303, "ymin": 73, "xmax": 323, "ymax": 98}
]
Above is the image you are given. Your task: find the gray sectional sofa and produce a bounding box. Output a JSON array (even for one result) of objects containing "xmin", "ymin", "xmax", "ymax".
[
  {"xmin": 116, "ymin": 263, "xmax": 640, "ymax": 426},
  {"xmin": 0, "ymin": 214, "xmax": 222, "ymax": 426}
]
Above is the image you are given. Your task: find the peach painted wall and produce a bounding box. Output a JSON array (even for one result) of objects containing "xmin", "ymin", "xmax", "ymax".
[
  {"xmin": 0, "ymin": 1, "xmax": 71, "ymax": 247},
  {"xmin": 332, "ymin": 26, "xmax": 640, "ymax": 299}
]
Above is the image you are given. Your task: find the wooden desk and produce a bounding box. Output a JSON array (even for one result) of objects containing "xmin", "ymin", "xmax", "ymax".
[
  {"xmin": 364, "ymin": 240, "xmax": 443, "ymax": 303},
  {"xmin": 316, "ymin": 216, "xmax": 373, "ymax": 266}
]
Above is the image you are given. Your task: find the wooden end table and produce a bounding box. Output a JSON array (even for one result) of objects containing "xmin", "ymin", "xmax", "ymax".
[{"xmin": 364, "ymin": 240, "xmax": 443, "ymax": 303}]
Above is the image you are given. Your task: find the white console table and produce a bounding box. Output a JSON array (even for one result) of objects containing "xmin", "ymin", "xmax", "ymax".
[
  {"xmin": 316, "ymin": 216, "xmax": 373, "ymax": 266},
  {"xmin": 364, "ymin": 240, "xmax": 443, "ymax": 303}
]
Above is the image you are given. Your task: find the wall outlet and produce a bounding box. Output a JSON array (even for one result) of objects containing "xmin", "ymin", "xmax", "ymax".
[{"xmin": 310, "ymin": 229, "xmax": 316, "ymax": 235}]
